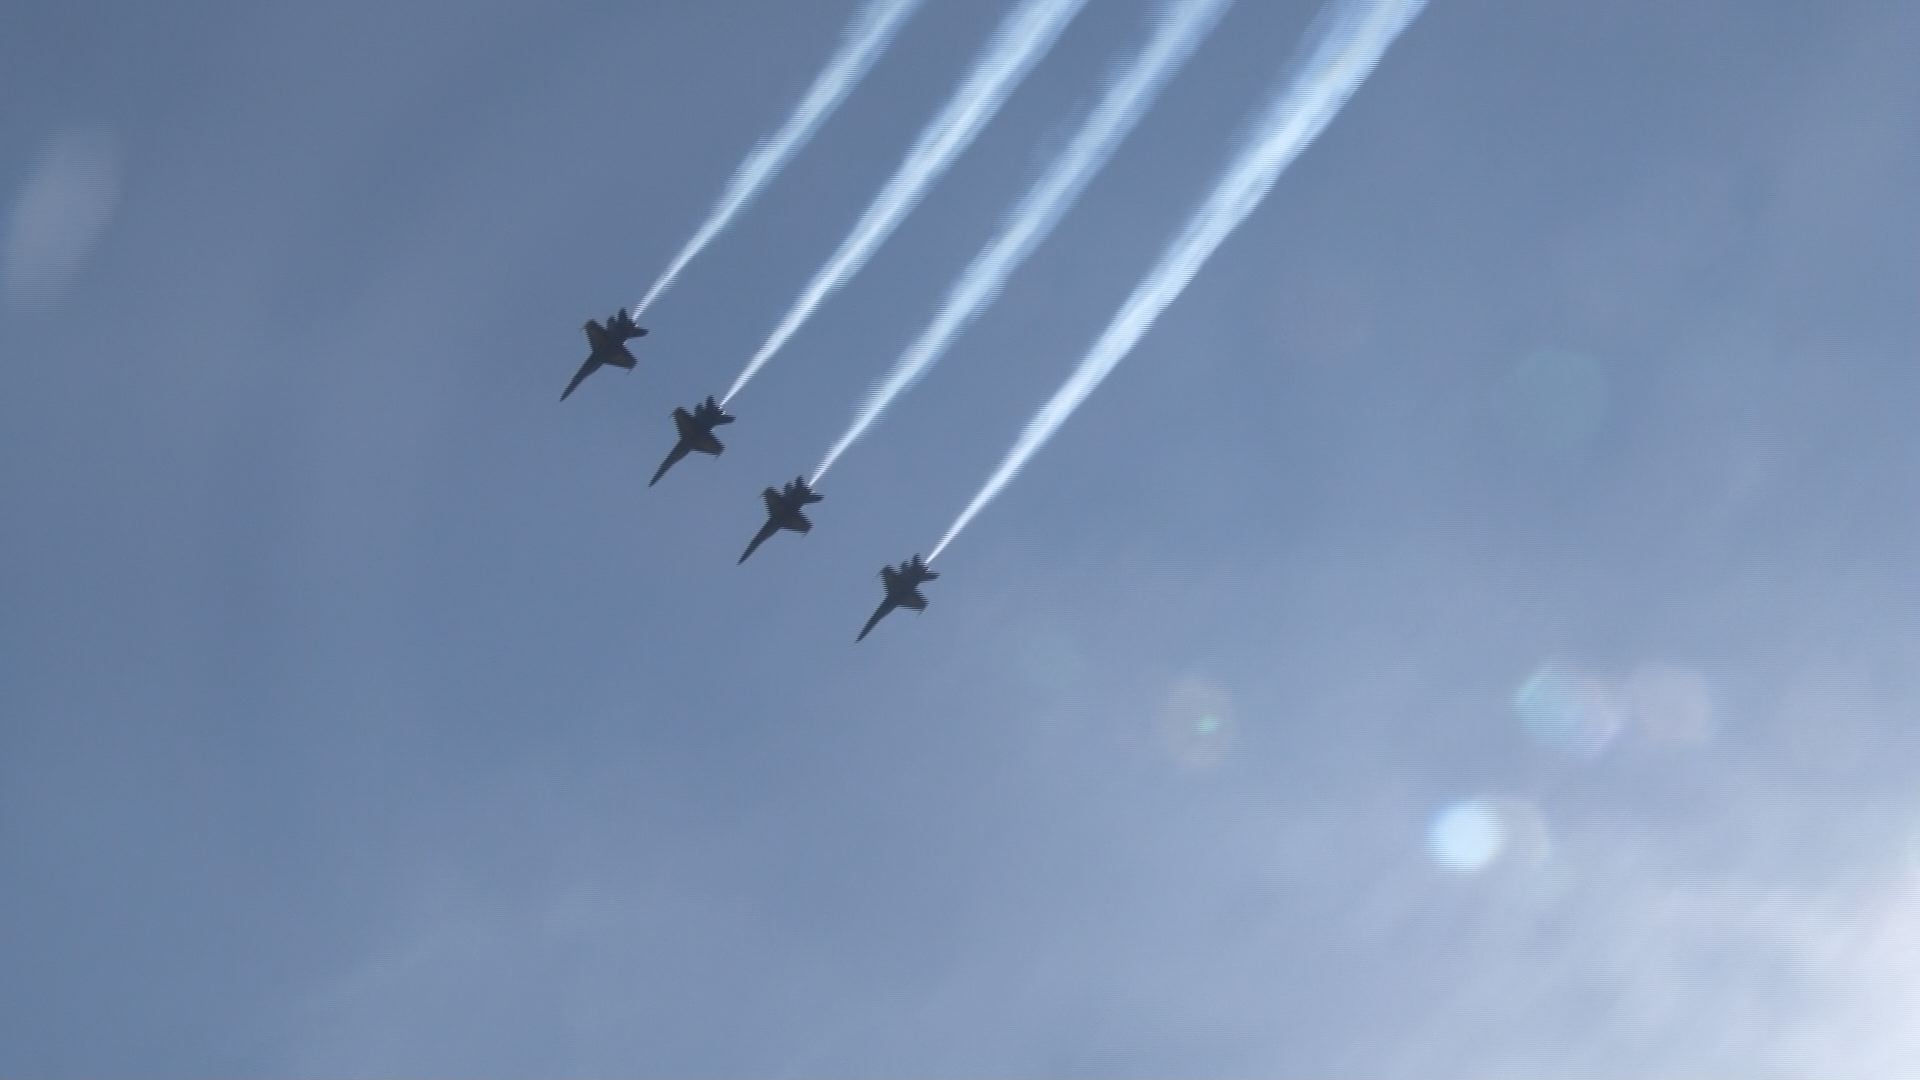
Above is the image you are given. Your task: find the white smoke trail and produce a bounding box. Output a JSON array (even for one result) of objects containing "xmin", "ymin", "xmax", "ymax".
[
  {"xmin": 810, "ymin": 0, "xmax": 1235, "ymax": 485},
  {"xmin": 721, "ymin": 0, "xmax": 1090, "ymax": 407},
  {"xmin": 929, "ymin": 0, "xmax": 1427, "ymax": 561},
  {"xmin": 632, "ymin": 0, "xmax": 926, "ymax": 317}
]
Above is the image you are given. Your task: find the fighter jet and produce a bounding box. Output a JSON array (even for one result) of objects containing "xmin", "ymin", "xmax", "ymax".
[
  {"xmin": 857, "ymin": 554, "xmax": 938, "ymax": 642},
  {"xmin": 650, "ymin": 396, "xmax": 735, "ymax": 486},
  {"xmin": 737, "ymin": 477, "xmax": 823, "ymax": 565},
  {"xmin": 560, "ymin": 307, "xmax": 649, "ymax": 401}
]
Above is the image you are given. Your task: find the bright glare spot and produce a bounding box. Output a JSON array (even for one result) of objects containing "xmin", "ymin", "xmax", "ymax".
[
  {"xmin": 1515, "ymin": 661, "xmax": 1624, "ymax": 755},
  {"xmin": 1429, "ymin": 801, "xmax": 1505, "ymax": 873},
  {"xmin": 5, "ymin": 130, "xmax": 122, "ymax": 309}
]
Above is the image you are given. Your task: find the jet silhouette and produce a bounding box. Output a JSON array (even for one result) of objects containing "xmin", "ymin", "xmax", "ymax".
[
  {"xmin": 560, "ymin": 307, "xmax": 648, "ymax": 401},
  {"xmin": 857, "ymin": 554, "xmax": 938, "ymax": 642},
  {"xmin": 650, "ymin": 396, "xmax": 736, "ymax": 486},
  {"xmin": 738, "ymin": 477, "xmax": 823, "ymax": 564}
]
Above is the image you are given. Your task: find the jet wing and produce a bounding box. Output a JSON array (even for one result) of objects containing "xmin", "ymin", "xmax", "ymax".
[
  {"xmin": 762, "ymin": 488, "xmax": 784, "ymax": 516},
  {"xmin": 671, "ymin": 408, "xmax": 697, "ymax": 439},
  {"xmin": 900, "ymin": 588, "xmax": 928, "ymax": 612},
  {"xmin": 605, "ymin": 344, "xmax": 638, "ymax": 370}
]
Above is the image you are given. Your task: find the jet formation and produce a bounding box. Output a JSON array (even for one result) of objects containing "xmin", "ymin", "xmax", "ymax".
[
  {"xmin": 553, "ymin": 0, "xmax": 1428, "ymax": 642},
  {"xmin": 562, "ymin": 333, "xmax": 929, "ymax": 641}
]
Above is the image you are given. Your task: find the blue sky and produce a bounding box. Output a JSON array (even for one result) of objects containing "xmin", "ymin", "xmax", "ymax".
[{"xmin": 2, "ymin": 0, "xmax": 1917, "ymax": 1075}]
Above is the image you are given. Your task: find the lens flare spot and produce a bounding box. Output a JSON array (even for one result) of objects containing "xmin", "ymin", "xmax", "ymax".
[
  {"xmin": 1429, "ymin": 802, "xmax": 1505, "ymax": 873},
  {"xmin": 1515, "ymin": 662, "xmax": 1623, "ymax": 755},
  {"xmin": 1160, "ymin": 677, "xmax": 1235, "ymax": 770}
]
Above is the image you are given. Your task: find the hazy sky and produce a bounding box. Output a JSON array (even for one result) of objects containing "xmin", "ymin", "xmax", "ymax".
[{"xmin": 3, "ymin": 0, "xmax": 1917, "ymax": 1076}]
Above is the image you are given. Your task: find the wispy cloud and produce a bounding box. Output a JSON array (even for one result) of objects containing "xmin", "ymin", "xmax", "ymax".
[{"xmin": 5, "ymin": 130, "xmax": 122, "ymax": 309}]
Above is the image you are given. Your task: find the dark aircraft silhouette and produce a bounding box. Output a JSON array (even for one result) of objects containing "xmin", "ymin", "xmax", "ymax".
[
  {"xmin": 650, "ymin": 396, "xmax": 736, "ymax": 486},
  {"xmin": 857, "ymin": 554, "xmax": 938, "ymax": 642},
  {"xmin": 560, "ymin": 307, "xmax": 648, "ymax": 401},
  {"xmin": 737, "ymin": 477, "xmax": 823, "ymax": 564}
]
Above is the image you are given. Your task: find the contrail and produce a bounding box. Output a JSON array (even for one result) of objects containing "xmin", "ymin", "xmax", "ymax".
[
  {"xmin": 810, "ymin": 0, "xmax": 1235, "ymax": 485},
  {"xmin": 632, "ymin": 0, "xmax": 926, "ymax": 317},
  {"xmin": 721, "ymin": 0, "xmax": 1090, "ymax": 407},
  {"xmin": 931, "ymin": 0, "xmax": 1427, "ymax": 561}
]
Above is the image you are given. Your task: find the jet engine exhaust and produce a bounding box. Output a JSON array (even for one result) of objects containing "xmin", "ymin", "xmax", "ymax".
[
  {"xmin": 929, "ymin": 0, "xmax": 1428, "ymax": 562},
  {"xmin": 632, "ymin": 0, "xmax": 926, "ymax": 317},
  {"xmin": 720, "ymin": 0, "xmax": 1091, "ymax": 408},
  {"xmin": 810, "ymin": 0, "xmax": 1235, "ymax": 486}
]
